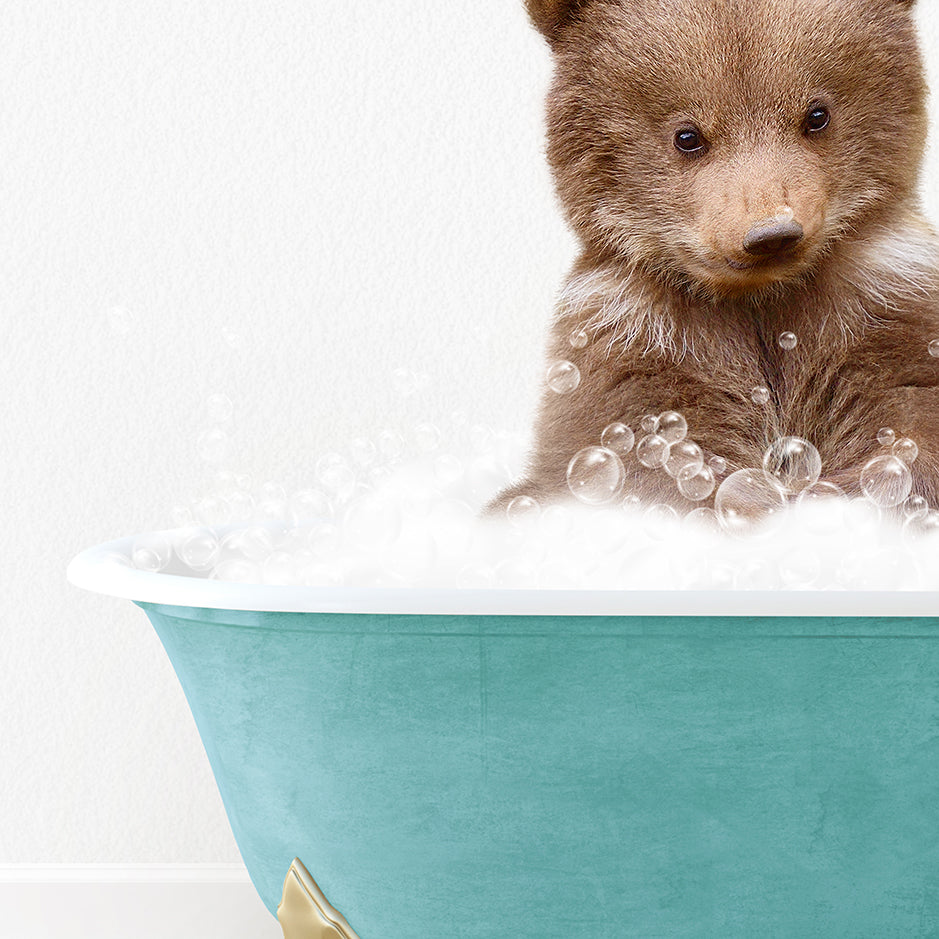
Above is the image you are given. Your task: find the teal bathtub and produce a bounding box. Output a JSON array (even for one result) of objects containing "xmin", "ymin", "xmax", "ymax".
[{"xmin": 69, "ymin": 535, "xmax": 939, "ymax": 937}]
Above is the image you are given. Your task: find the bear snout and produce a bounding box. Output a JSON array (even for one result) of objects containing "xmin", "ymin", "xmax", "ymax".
[{"xmin": 742, "ymin": 218, "xmax": 805, "ymax": 257}]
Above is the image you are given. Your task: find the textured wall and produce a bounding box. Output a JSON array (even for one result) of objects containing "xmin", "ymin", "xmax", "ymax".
[{"xmin": 2, "ymin": 2, "xmax": 938, "ymax": 863}]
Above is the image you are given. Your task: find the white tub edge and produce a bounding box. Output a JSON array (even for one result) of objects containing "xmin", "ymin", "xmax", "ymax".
[{"xmin": 66, "ymin": 532, "xmax": 939, "ymax": 618}]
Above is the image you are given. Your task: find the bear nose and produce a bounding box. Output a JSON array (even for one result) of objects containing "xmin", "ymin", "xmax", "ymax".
[{"xmin": 742, "ymin": 218, "xmax": 805, "ymax": 257}]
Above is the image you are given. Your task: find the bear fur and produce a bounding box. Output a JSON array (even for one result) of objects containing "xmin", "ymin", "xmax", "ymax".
[{"xmin": 496, "ymin": 0, "xmax": 939, "ymax": 512}]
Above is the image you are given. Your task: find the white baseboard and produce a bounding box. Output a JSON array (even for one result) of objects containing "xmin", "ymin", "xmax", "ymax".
[{"xmin": 0, "ymin": 865, "xmax": 282, "ymax": 939}]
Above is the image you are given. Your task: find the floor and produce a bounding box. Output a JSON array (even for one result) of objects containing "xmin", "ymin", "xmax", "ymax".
[{"xmin": 0, "ymin": 882, "xmax": 282, "ymax": 938}]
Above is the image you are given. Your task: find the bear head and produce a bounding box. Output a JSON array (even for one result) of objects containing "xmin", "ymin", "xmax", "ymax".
[{"xmin": 527, "ymin": 0, "xmax": 927, "ymax": 299}]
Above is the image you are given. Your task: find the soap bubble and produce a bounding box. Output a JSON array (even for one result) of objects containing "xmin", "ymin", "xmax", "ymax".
[
  {"xmin": 877, "ymin": 428, "xmax": 896, "ymax": 447},
  {"xmin": 621, "ymin": 493, "xmax": 642, "ymax": 512},
  {"xmin": 176, "ymin": 527, "xmax": 220, "ymax": 571},
  {"xmin": 377, "ymin": 429, "xmax": 406, "ymax": 462},
  {"xmin": 413, "ymin": 422, "xmax": 441, "ymax": 453},
  {"xmin": 466, "ymin": 455, "xmax": 512, "ymax": 501},
  {"xmin": 255, "ymin": 498, "xmax": 288, "ymax": 523},
  {"xmin": 316, "ymin": 452, "xmax": 356, "ymax": 501},
  {"xmin": 636, "ymin": 434, "xmax": 669, "ymax": 469},
  {"xmin": 349, "ymin": 437, "xmax": 377, "ymax": 468},
  {"xmin": 205, "ymin": 393, "xmax": 233, "ymax": 423},
  {"xmin": 232, "ymin": 526, "xmax": 276, "ymax": 563},
  {"xmin": 904, "ymin": 510, "xmax": 939, "ymax": 540},
  {"xmin": 343, "ymin": 494, "xmax": 403, "ymax": 551},
  {"xmin": 197, "ymin": 428, "xmax": 230, "ymax": 465},
  {"xmin": 684, "ymin": 506, "xmax": 721, "ymax": 533},
  {"xmin": 506, "ymin": 495, "xmax": 541, "ymax": 526},
  {"xmin": 708, "ymin": 456, "xmax": 728, "ymax": 476},
  {"xmin": 904, "ymin": 495, "xmax": 930, "ymax": 520},
  {"xmin": 470, "ymin": 424, "xmax": 496, "ymax": 453},
  {"xmin": 860, "ymin": 455, "xmax": 913, "ymax": 508},
  {"xmin": 428, "ymin": 499, "xmax": 475, "ymax": 561},
  {"xmin": 762, "ymin": 437, "xmax": 822, "ymax": 494},
  {"xmin": 495, "ymin": 557, "xmax": 540, "ymax": 588},
  {"xmin": 657, "ymin": 411, "xmax": 688, "ymax": 445},
  {"xmin": 547, "ymin": 360, "xmax": 581, "ymax": 394},
  {"xmin": 567, "ymin": 447, "xmax": 625, "ymax": 505},
  {"xmin": 132, "ymin": 534, "xmax": 172, "ymax": 572},
  {"xmin": 540, "ymin": 504, "xmax": 574, "ymax": 537},
  {"xmin": 640, "ymin": 414, "xmax": 659, "ymax": 434},
  {"xmin": 601, "ymin": 422, "xmax": 635, "ymax": 456},
  {"xmin": 665, "ymin": 440, "xmax": 703, "ymax": 478},
  {"xmin": 778, "ymin": 331, "xmax": 798, "ymax": 351},
  {"xmin": 392, "ymin": 367, "xmax": 418, "ymax": 397},
  {"xmin": 434, "ymin": 454, "xmax": 464, "ymax": 487},
  {"xmin": 735, "ymin": 558, "xmax": 778, "ymax": 590},
  {"xmin": 307, "ymin": 521, "xmax": 341, "ymax": 560},
  {"xmin": 929, "ymin": 339, "xmax": 939, "ymax": 358},
  {"xmin": 170, "ymin": 505, "xmax": 194, "ymax": 528},
  {"xmin": 892, "ymin": 437, "xmax": 919, "ymax": 465},
  {"xmin": 259, "ymin": 481, "xmax": 287, "ymax": 503},
  {"xmin": 642, "ymin": 503, "xmax": 680, "ymax": 538},
  {"xmin": 569, "ymin": 327, "xmax": 589, "ymax": 349},
  {"xmin": 796, "ymin": 481, "xmax": 847, "ymax": 534},
  {"xmin": 289, "ymin": 489, "xmax": 331, "ymax": 524},
  {"xmin": 677, "ymin": 464, "xmax": 716, "ymax": 501},
  {"xmin": 837, "ymin": 546, "xmax": 908, "ymax": 590},
  {"xmin": 298, "ymin": 560, "xmax": 343, "ymax": 587},
  {"xmin": 779, "ymin": 548, "xmax": 820, "ymax": 588},
  {"xmin": 751, "ymin": 386, "xmax": 770, "ymax": 405},
  {"xmin": 262, "ymin": 551, "xmax": 296, "ymax": 585},
  {"xmin": 385, "ymin": 525, "xmax": 438, "ymax": 581},
  {"xmin": 211, "ymin": 470, "xmax": 240, "ymax": 497},
  {"xmin": 715, "ymin": 468, "xmax": 787, "ymax": 535},
  {"xmin": 458, "ymin": 562, "xmax": 497, "ymax": 589},
  {"xmin": 195, "ymin": 495, "xmax": 232, "ymax": 527},
  {"xmin": 211, "ymin": 559, "xmax": 261, "ymax": 583},
  {"xmin": 845, "ymin": 497, "xmax": 883, "ymax": 537}
]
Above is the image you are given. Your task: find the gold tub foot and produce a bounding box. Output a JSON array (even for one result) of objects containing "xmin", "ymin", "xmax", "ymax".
[{"xmin": 277, "ymin": 858, "xmax": 361, "ymax": 939}]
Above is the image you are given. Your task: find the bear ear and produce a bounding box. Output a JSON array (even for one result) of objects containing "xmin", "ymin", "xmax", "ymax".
[{"xmin": 525, "ymin": 0, "xmax": 588, "ymax": 42}]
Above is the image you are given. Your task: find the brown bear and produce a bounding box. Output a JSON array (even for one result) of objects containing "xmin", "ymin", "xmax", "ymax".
[{"xmin": 494, "ymin": 0, "xmax": 939, "ymax": 516}]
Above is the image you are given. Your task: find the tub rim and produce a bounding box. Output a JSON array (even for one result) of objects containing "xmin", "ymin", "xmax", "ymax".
[{"xmin": 67, "ymin": 531, "xmax": 939, "ymax": 617}]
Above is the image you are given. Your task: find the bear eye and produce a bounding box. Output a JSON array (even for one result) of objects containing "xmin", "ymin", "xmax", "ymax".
[
  {"xmin": 674, "ymin": 126, "xmax": 708, "ymax": 155},
  {"xmin": 803, "ymin": 105, "xmax": 831, "ymax": 134}
]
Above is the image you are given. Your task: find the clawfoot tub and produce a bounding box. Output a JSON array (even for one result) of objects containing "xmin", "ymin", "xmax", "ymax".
[{"xmin": 69, "ymin": 533, "xmax": 939, "ymax": 937}]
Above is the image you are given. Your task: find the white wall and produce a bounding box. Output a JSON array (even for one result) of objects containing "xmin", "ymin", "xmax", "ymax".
[{"xmin": 2, "ymin": 0, "xmax": 938, "ymax": 871}]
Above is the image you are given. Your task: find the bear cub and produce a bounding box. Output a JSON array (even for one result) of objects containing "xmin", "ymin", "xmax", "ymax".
[{"xmin": 496, "ymin": 0, "xmax": 939, "ymax": 515}]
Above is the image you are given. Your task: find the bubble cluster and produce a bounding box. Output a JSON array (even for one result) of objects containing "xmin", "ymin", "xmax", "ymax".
[
  {"xmin": 124, "ymin": 366, "xmax": 937, "ymax": 593},
  {"xmin": 664, "ymin": 440, "xmax": 703, "ymax": 478}
]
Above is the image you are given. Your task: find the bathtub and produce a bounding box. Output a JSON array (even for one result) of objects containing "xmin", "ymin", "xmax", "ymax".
[{"xmin": 69, "ymin": 532, "xmax": 939, "ymax": 938}]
